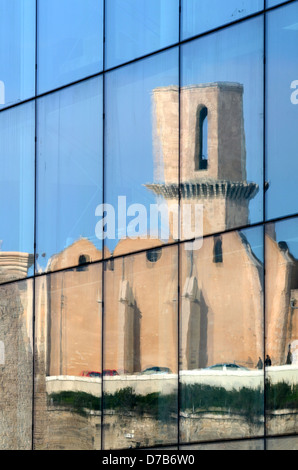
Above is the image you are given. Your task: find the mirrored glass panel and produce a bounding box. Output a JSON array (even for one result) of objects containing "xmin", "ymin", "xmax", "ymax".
[
  {"xmin": 266, "ymin": 436, "xmax": 298, "ymax": 450},
  {"xmin": 181, "ymin": 17, "xmax": 264, "ymax": 238},
  {"xmin": 104, "ymin": 49, "xmax": 179, "ymax": 258},
  {"xmin": 36, "ymin": 77, "xmax": 103, "ymax": 273},
  {"xmin": 182, "ymin": 0, "xmax": 264, "ymax": 40},
  {"xmin": 103, "ymin": 246, "xmax": 179, "ymax": 449},
  {"xmin": 267, "ymin": 0, "xmax": 288, "ymax": 8},
  {"xmin": 0, "ymin": 279, "xmax": 33, "ymax": 449},
  {"xmin": 181, "ymin": 439, "xmax": 265, "ymax": 450},
  {"xmin": 179, "ymin": 226, "xmax": 264, "ymax": 443},
  {"xmin": 37, "ymin": 0, "xmax": 103, "ymax": 94},
  {"xmin": 0, "ymin": 0, "xmax": 35, "ymax": 109},
  {"xmin": 266, "ymin": 1, "xmax": 298, "ymax": 220},
  {"xmin": 265, "ymin": 219, "xmax": 298, "ymax": 438},
  {"xmin": 34, "ymin": 264, "xmax": 102, "ymax": 450},
  {"xmin": 0, "ymin": 102, "xmax": 35, "ymax": 284},
  {"xmin": 105, "ymin": 0, "xmax": 179, "ymax": 69}
]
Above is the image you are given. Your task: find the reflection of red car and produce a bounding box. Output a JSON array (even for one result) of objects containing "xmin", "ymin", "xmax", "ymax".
[{"xmin": 81, "ymin": 370, "xmax": 119, "ymax": 377}]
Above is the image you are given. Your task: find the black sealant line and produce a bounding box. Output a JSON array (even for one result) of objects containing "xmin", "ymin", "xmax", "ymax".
[
  {"xmin": 177, "ymin": 0, "xmax": 182, "ymax": 450},
  {"xmin": 263, "ymin": 1, "xmax": 267, "ymax": 451},
  {"xmin": 31, "ymin": 0, "xmax": 38, "ymax": 451},
  {"xmin": 101, "ymin": 0, "xmax": 106, "ymax": 451}
]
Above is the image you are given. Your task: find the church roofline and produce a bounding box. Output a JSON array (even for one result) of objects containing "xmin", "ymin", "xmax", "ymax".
[
  {"xmin": 0, "ymin": 251, "xmax": 34, "ymax": 282},
  {"xmin": 152, "ymin": 82, "xmax": 244, "ymax": 94},
  {"xmin": 145, "ymin": 180, "xmax": 259, "ymax": 201},
  {"xmin": 0, "ymin": 251, "xmax": 34, "ymax": 267}
]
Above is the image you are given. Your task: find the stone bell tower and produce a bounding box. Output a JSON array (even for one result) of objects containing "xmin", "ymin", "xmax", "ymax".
[{"xmin": 147, "ymin": 82, "xmax": 259, "ymax": 236}]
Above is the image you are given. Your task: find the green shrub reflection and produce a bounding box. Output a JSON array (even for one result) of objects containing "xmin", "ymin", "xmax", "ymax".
[
  {"xmin": 48, "ymin": 382, "xmax": 298, "ymax": 422},
  {"xmin": 266, "ymin": 381, "xmax": 298, "ymax": 411}
]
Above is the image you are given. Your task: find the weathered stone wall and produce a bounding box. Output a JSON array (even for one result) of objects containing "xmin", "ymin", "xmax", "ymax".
[
  {"xmin": 0, "ymin": 281, "xmax": 33, "ymax": 450},
  {"xmin": 35, "ymin": 408, "xmax": 101, "ymax": 450},
  {"xmin": 32, "ymin": 403, "xmax": 298, "ymax": 450}
]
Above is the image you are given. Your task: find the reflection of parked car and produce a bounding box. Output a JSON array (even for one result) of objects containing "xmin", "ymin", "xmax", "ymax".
[
  {"xmin": 141, "ymin": 367, "xmax": 172, "ymax": 375},
  {"xmin": 103, "ymin": 369, "xmax": 119, "ymax": 376},
  {"xmin": 205, "ymin": 363, "xmax": 249, "ymax": 371},
  {"xmin": 81, "ymin": 371, "xmax": 101, "ymax": 378},
  {"xmin": 81, "ymin": 370, "xmax": 119, "ymax": 377}
]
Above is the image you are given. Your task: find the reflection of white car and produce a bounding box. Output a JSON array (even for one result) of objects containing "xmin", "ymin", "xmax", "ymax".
[
  {"xmin": 291, "ymin": 340, "xmax": 298, "ymax": 365},
  {"xmin": 205, "ymin": 363, "xmax": 249, "ymax": 371}
]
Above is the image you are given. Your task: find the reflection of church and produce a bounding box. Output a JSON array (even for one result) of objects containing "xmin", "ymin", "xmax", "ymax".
[
  {"xmin": 32, "ymin": 82, "xmax": 297, "ymax": 376},
  {"xmin": 1, "ymin": 83, "xmax": 298, "ymax": 385}
]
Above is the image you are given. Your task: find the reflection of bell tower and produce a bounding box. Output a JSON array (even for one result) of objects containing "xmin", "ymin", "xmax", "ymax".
[{"xmin": 147, "ymin": 82, "xmax": 259, "ymax": 236}]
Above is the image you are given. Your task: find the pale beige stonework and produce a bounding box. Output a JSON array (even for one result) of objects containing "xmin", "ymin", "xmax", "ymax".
[
  {"xmin": 33, "ymin": 83, "xmax": 296, "ymax": 375},
  {"xmin": 0, "ymin": 83, "xmax": 298, "ymax": 450},
  {"xmin": 148, "ymin": 83, "xmax": 258, "ymax": 236}
]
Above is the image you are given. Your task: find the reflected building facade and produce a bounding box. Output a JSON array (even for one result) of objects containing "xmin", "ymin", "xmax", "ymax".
[
  {"xmin": 148, "ymin": 82, "xmax": 259, "ymax": 235},
  {"xmin": 0, "ymin": 0, "xmax": 297, "ymax": 451}
]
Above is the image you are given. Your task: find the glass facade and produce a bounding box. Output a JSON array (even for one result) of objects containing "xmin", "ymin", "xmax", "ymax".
[
  {"xmin": 0, "ymin": 0, "xmax": 297, "ymax": 451},
  {"xmin": 0, "ymin": 0, "xmax": 36, "ymax": 109},
  {"xmin": 37, "ymin": 0, "xmax": 104, "ymax": 94},
  {"xmin": 36, "ymin": 76, "xmax": 103, "ymax": 272}
]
